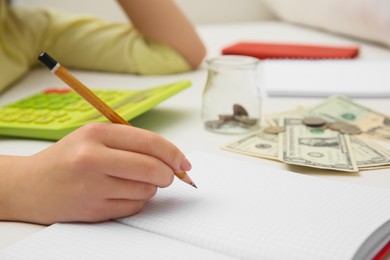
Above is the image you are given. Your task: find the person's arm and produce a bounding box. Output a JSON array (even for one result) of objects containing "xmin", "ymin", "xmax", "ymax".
[
  {"xmin": 0, "ymin": 123, "xmax": 191, "ymax": 224},
  {"xmin": 116, "ymin": 0, "xmax": 206, "ymax": 69}
]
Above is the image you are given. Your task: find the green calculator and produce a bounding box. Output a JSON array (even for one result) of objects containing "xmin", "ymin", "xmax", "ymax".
[{"xmin": 0, "ymin": 80, "xmax": 191, "ymax": 140}]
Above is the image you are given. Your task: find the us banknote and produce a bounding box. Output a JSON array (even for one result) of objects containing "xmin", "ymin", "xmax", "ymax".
[
  {"xmin": 308, "ymin": 96, "xmax": 390, "ymax": 142},
  {"xmin": 350, "ymin": 136, "xmax": 390, "ymax": 170},
  {"xmin": 222, "ymin": 128, "xmax": 279, "ymax": 160},
  {"xmin": 279, "ymin": 117, "xmax": 358, "ymax": 172}
]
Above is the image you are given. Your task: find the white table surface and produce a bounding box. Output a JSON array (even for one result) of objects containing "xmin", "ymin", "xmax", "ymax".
[{"xmin": 1, "ymin": 21, "xmax": 390, "ymax": 250}]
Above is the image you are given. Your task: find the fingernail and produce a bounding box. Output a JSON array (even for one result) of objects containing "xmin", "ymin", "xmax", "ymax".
[{"xmin": 180, "ymin": 157, "xmax": 192, "ymax": 171}]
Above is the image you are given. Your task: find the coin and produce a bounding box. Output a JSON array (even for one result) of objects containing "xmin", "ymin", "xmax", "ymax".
[
  {"xmin": 339, "ymin": 124, "xmax": 362, "ymax": 135},
  {"xmin": 303, "ymin": 116, "xmax": 327, "ymax": 127},
  {"xmin": 263, "ymin": 125, "xmax": 286, "ymax": 134},
  {"xmin": 328, "ymin": 121, "xmax": 362, "ymax": 135},
  {"xmin": 233, "ymin": 104, "xmax": 248, "ymax": 116},
  {"xmin": 218, "ymin": 114, "xmax": 235, "ymax": 122},
  {"xmin": 204, "ymin": 120, "xmax": 224, "ymax": 129},
  {"xmin": 234, "ymin": 115, "xmax": 258, "ymax": 126},
  {"xmin": 328, "ymin": 121, "xmax": 346, "ymax": 131},
  {"xmin": 308, "ymin": 124, "xmax": 328, "ymax": 130}
]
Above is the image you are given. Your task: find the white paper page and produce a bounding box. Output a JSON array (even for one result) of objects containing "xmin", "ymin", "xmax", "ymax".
[
  {"xmin": 117, "ymin": 151, "xmax": 390, "ymax": 260},
  {"xmin": 261, "ymin": 60, "xmax": 390, "ymax": 98},
  {"xmin": 0, "ymin": 221, "xmax": 235, "ymax": 260}
]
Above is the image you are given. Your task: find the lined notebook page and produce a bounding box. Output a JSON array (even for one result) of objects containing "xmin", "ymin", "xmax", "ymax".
[
  {"xmin": 117, "ymin": 151, "xmax": 390, "ymax": 260},
  {"xmin": 1, "ymin": 222, "xmax": 234, "ymax": 259},
  {"xmin": 2, "ymin": 151, "xmax": 390, "ymax": 259}
]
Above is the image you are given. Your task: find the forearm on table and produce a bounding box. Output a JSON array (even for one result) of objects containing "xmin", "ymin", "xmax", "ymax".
[
  {"xmin": 117, "ymin": 0, "xmax": 206, "ymax": 68},
  {"xmin": 0, "ymin": 155, "xmax": 30, "ymax": 221}
]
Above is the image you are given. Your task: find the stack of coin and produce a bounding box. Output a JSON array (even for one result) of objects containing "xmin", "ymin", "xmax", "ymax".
[
  {"xmin": 204, "ymin": 104, "xmax": 258, "ymax": 129},
  {"xmin": 328, "ymin": 121, "xmax": 362, "ymax": 135},
  {"xmin": 302, "ymin": 117, "xmax": 327, "ymax": 129},
  {"xmin": 301, "ymin": 116, "xmax": 362, "ymax": 135},
  {"xmin": 263, "ymin": 125, "xmax": 286, "ymax": 134}
]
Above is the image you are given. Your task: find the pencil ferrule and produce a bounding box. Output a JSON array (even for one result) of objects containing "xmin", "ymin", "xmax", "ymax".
[{"xmin": 51, "ymin": 63, "xmax": 60, "ymax": 73}]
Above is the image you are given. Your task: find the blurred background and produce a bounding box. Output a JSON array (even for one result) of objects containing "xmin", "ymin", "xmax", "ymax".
[{"xmin": 12, "ymin": 0, "xmax": 275, "ymax": 24}]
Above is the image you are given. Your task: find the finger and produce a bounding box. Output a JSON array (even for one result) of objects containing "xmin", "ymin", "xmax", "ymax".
[
  {"xmin": 93, "ymin": 148, "xmax": 175, "ymax": 187},
  {"xmin": 87, "ymin": 123, "xmax": 191, "ymax": 173}
]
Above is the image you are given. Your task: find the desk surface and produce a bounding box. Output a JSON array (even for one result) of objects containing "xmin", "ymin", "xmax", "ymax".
[{"xmin": 1, "ymin": 21, "xmax": 390, "ymax": 250}]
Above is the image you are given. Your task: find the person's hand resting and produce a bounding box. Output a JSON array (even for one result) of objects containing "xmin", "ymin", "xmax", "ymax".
[{"xmin": 0, "ymin": 123, "xmax": 192, "ymax": 225}]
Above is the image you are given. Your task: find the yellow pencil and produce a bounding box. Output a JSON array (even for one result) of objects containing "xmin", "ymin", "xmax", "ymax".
[{"xmin": 38, "ymin": 52, "xmax": 197, "ymax": 188}]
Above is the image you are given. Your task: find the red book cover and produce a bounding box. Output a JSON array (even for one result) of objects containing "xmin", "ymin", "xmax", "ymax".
[
  {"xmin": 222, "ymin": 41, "xmax": 359, "ymax": 59},
  {"xmin": 373, "ymin": 240, "xmax": 390, "ymax": 260}
]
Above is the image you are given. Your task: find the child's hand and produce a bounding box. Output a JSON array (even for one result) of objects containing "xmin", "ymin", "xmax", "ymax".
[{"xmin": 1, "ymin": 123, "xmax": 191, "ymax": 224}]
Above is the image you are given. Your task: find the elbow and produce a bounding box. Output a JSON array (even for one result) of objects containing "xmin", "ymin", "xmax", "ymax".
[{"xmin": 185, "ymin": 41, "xmax": 207, "ymax": 69}]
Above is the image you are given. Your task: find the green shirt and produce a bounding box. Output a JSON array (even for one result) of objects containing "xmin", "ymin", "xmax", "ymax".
[{"xmin": 0, "ymin": 2, "xmax": 191, "ymax": 93}]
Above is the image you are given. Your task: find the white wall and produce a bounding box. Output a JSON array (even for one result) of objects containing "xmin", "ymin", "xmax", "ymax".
[{"xmin": 12, "ymin": 0, "xmax": 274, "ymax": 24}]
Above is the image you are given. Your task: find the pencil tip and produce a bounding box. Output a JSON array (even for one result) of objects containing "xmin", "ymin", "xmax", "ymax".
[{"xmin": 175, "ymin": 171, "xmax": 197, "ymax": 188}]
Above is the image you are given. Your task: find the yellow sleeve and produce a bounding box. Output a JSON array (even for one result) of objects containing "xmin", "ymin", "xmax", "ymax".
[
  {"xmin": 41, "ymin": 10, "xmax": 192, "ymax": 75},
  {"xmin": 0, "ymin": 3, "xmax": 191, "ymax": 92}
]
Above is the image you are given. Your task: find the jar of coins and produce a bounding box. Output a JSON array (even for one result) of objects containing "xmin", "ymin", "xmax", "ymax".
[{"xmin": 202, "ymin": 55, "xmax": 262, "ymax": 134}]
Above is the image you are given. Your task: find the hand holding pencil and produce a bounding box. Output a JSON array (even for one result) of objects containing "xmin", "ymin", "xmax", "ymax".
[
  {"xmin": 5, "ymin": 51, "xmax": 198, "ymax": 224},
  {"xmin": 38, "ymin": 52, "xmax": 197, "ymax": 189},
  {"xmin": 0, "ymin": 52, "xmax": 197, "ymax": 225}
]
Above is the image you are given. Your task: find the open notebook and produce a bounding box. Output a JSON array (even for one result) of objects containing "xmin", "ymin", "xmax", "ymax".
[
  {"xmin": 261, "ymin": 60, "xmax": 390, "ymax": 98},
  {"xmin": 2, "ymin": 151, "xmax": 390, "ymax": 259}
]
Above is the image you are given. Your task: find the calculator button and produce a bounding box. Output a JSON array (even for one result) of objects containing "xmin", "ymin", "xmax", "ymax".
[
  {"xmin": 1, "ymin": 108, "xmax": 21, "ymax": 114},
  {"xmin": 51, "ymin": 111, "xmax": 67, "ymax": 117},
  {"xmin": 32, "ymin": 103, "xmax": 49, "ymax": 109},
  {"xmin": 30, "ymin": 95, "xmax": 47, "ymax": 103},
  {"xmin": 35, "ymin": 109, "xmax": 50, "ymax": 116},
  {"xmin": 64, "ymin": 103, "xmax": 82, "ymax": 111},
  {"xmin": 47, "ymin": 95, "xmax": 63, "ymax": 103},
  {"xmin": 102, "ymin": 96, "xmax": 114, "ymax": 102},
  {"xmin": 62, "ymin": 97, "xmax": 79, "ymax": 104},
  {"xmin": 79, "ymin": 103, "xmax": 93, "ymax": 111},
  {"xmin": 20, "ymin": 108, "xmax": 34, "ymax": 114},
  {"xmin": 17, "ymin": 114, "xmax": 36, "ymax": 123},
  {"xmin": 58, "ymin": 116, "xmax": 72, "ymax": 123},
  {"xmin": 34, "ymin": 115, "xmax": 54, "ymax": 124},
  {"xmin": 1, "ymin": 114, "xmax": 20, "ymax": 122},
  {"xmin": 100, "ymin": 93, "xmax": 116, "ymax": 101},
  {"xmin": 16, "ymin": 100, "xmax": 36, "ymax": 108},
  {"xmin": 48, "ymin": 102, "xmax": 66, "ymax": 110}
]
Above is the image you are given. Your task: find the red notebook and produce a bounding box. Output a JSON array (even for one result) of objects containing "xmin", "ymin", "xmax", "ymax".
[
  {"xmin": 222, "ymin": 41, "xmax": 359, "ymax": 59},
  {"xmin": 373, "ymin": 240, "xmax": 390, "ymax": 260}
]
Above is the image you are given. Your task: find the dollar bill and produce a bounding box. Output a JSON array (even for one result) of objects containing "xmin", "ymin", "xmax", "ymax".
[
  {"xmin": 350, "ymin": 136, "xmax": 390, "ymax": 170},
  {"xmin": 222, "ymin": 128, "xmax": 279, "ymax": 160},
  {"xmin": 307, "ymin": 95, "xmax": 390, "ymax": 142},
  {"xmin": 358, "ymin": 165, "xmax": 390, "ymax": 171},
  {"xmin": 279, "ymin": 117, "xmax": 358, "ymax": 172}
]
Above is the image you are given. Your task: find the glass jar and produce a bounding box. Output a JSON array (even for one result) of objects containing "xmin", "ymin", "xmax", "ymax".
[{"xmin": 202, "ymin": 55, "xmax": 262, "ymax": 134}]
